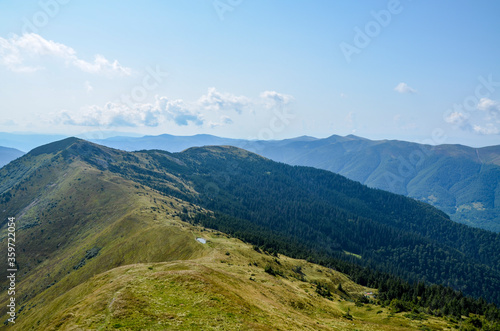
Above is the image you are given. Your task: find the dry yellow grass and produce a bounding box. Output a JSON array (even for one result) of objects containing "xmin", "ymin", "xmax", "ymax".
[{"xmin": 11, "ymin": 217, "xmax": 455, "ymax": 330}]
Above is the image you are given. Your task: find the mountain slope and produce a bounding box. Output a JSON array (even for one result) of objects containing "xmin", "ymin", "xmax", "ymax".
[
  {"xmin": 0, "ymin": 146, "xmax": 24, "ymax": 168},
  {"xmin": 12, "ymin": 251, "xmax": 458, "ymax": 331},
  {"xmin": 253, "ymin": 136, "xmax": 500, "ymax": 232},
  {"xmin": 0, "ymin": 139, "xmax": 470, "ymax": 330},
  {"xmin": 137, "ymin": 145, "xmax": 500, "ymax": 304},
  {"xmin": 94, "ymin": 133, "xmax": 500, "ymax": 232},
  {"xmin": 4, "ymin": 138, "xmax": 499, "ymax": 305},
  {"xmin": 93, "ymin": 133, "xmax": 249, "ymax": 153},
  {"xmin": 0, "ymin": 146, "xmax": 208, "ymax": 324}
]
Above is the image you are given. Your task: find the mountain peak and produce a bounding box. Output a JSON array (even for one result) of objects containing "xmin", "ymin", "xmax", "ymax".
[
  {"xmin": 180, "ymin": 145, "xmax": 267, "ymax": 161},
  {"xmin": 28, "ymin": 137, "xmax": 83, "ymax": 156}
]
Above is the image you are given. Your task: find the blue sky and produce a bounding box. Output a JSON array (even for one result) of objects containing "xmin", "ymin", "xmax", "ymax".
[{"xmin": 0, "ymin": 0, "xmax": 499, "ymax": 146}]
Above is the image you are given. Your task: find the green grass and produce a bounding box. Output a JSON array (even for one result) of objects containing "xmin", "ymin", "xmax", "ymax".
[{"xmin": 6, "ymin": 213, "xmax": 455, "ymax": 330}]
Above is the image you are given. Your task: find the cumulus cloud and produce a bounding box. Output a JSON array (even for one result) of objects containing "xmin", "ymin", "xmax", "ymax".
[
  {"xmin": 394, "ymin": 82, "xmax": 417, "ymax": 94},
  {"xmin": 208, "ymin": 116, "xmax": 234, "ymax": 128},
  {"xmin": 198, "ymin": 87, "xmax": 250, "ymax": 114},
  {"xmin": 260, "ymin": 91, "xmax": 294, "ymax": 109},
  {"xmin": 157, "ymin": 97, "xmax": 204, "ymax": 126},
  {"xmin": 57, "ymin": 97, "xmax": 203, "ymax": 128},
  {"xmin": 54, "ymin": 88, "xmax": 295, "ymax": 129},
  {"xmin": 473, "ymin": 124, "xmax": 499, "ymax": 135},
  {"xmin": 473, "ymin": 98, "xmax": 500, "ymax": 135},
  {"xmin": 443, "ymin": 97, "xmax": 500, "ymax": 135},
  {"xmin": 0, "ymin": 33, "xmax": 131, "ymax": 75},
  {"xmin": 58, "ymin": 103, "xmax": 141, "ymax": 127},
  {"xmin": 444, "ymin": 111, "xmax": 469, "ymax": 126},
  {"xmin": 477, "ymin": 98, "xmax": 500, "ymax": 114}
]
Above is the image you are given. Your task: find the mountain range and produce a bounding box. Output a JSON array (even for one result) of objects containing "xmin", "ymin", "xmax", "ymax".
[
  {"xmin": 91, "ymin": 133, "xmax": 500, "ymax": 232},
  {"xmin": 1, "ymin": 138, "xmax": 499, "ymax": 329},
  {"xmin": 0, "ymin": 133, "xmax": 68, "ymax": 153},
  {"xmin": 0, "ymin": 147, "xmax": 24, "ymax": 168},
  {"xmin": 1, "ymin": 132, "xmax": 498, "ymax": 232}
]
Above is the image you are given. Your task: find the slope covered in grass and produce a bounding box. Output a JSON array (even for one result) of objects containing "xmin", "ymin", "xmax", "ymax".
[{"xmin": 9, "ymin": 224, "xmax": 458, "ymax": 331}]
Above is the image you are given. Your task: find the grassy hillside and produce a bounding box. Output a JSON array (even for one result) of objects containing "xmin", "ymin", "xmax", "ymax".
[
  {"xmin": 81, "ymin": 142, "xmax": 500, "ymax": 304},
  {"xmin": 0, "ymin": 138, "xmax": 499, "ymax": 330},
  {"xmin": 12, "ymin": 234, "xmax": 464, "ymax": 331},
  {"xmin": 0, "ymin": 143, "xmax": 213, "ymax": 327}
]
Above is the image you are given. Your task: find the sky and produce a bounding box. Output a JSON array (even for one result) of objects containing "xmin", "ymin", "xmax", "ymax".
[{"xmin": 0, "ymin": 0, "xmax": 499, "ymax": 147}]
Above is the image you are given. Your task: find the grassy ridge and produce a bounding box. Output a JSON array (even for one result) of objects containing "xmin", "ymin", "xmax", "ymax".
[
  {"xmin": 0, "ymin": 154, "xmax": 206, "ymax": 322},
  {"xmin": 9, "ymin": 224, "xmax": 457, "ymax": 331}
]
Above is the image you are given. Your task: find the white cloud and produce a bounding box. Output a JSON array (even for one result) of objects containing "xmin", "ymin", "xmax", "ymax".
[
  {"xmin": 473, "ymin": 124, "xmax": 499, "ymax": 135},
  {"xmin": 198, "ymin": 87, "xmax": 250, "ymax": 114},
  {"xmin": 58, "ymin": 103, "xmax": 138, "ymax": 127},
  {"xmin": 443, "ymin": 98, "xmax": 500, "ymax": 135},
  {"xmin": 477, "ymin": 98, "xmax": 500, "ymax": 114},
  {"xmin": 208, "ymin": 116, "xmax": 234, "ymax": 128},
  {"xmin": 444, "ymin": 110, "xmax": 475, "ymax": 131},
  {"xmin": 444, "ymin": 111, "xmax": 469, "ymax": 125},
  {"xmin": 394, "ymin": 82, "xmax": 417, "ymax": 94},
  {"xmin": 260, "ymin": 91, "xmax": 294, "ymax": 109},
  {"xmin": 53, "ymin": 88, "xmax": 294, "ymax": 129},
  {"xmin": 157, "ymin": 97, "xmax": 204, "ymax": 126},
  {"xmin": 471, "ymin": 98, "xmax": 500, "ymax": 135},
  {"xmin": 0, "ymin": 33, "xmax": 131, "ymax": 76},
  {"xmin": 56, "ymin": 97, "xmax": 203, "ymax": 128}
]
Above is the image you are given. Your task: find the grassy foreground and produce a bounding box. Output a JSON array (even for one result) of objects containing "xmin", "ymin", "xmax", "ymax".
[{"xmin": 11, "ymin": 221, "xmax": 456, "ymax": 330}]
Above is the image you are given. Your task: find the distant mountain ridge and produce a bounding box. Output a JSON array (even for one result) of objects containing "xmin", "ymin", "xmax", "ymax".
[
  {"xmin": 0, "ymin": 132, "xmax": 68, "ymax": 152},
  {"xmin": 0, "ymin": 146, "xmax": 24, "ymax": 168},
  {"xmin": 93, "ymin": 133, "xmax": 500, "ymax": 232}
]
